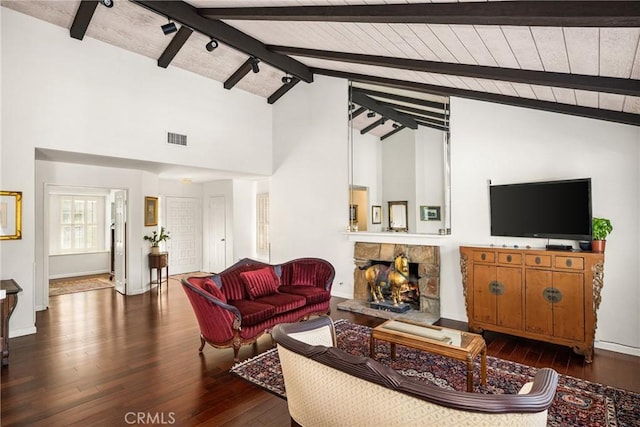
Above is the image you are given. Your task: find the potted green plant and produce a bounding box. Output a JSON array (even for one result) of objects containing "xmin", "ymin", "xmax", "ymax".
[
  {"xmin": 144, "ymin": 226, "xmax": 170, "ymax": 254},
  {"xmin": 591, "ymin": 217, "xmax": 612, "ymax": 253}
]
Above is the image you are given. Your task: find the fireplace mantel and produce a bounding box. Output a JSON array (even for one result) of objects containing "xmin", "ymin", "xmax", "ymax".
[{"xmin": 345, "ymin": 231, "xmax": 450, "ymax": 245}]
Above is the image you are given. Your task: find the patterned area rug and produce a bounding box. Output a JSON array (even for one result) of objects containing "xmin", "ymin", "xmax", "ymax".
[
  {"xmin": 231, "ymin": 320, "xmax": 640, "ymax": 427},
  {"xmin": 49, "ymin": 275, "xmax": 114, "ymax": 296}
]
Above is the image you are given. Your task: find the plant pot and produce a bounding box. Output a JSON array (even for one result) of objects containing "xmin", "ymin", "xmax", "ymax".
[
  {"xmin": 151, "ymin": 246, "xmax": 160, "ymax": 255},
  {"xmin": 591, "ymin": 240, "xmax": 606, "ymax": 253}
]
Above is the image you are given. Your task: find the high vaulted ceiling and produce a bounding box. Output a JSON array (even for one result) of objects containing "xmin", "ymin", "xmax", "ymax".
[{"xmin": 4, "ymin": 0, "xmax": 640, "ymax": 139}]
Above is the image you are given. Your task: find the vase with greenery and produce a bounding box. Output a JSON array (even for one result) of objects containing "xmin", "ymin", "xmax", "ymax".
[
  {"xmin": 591, "ymin": 217, "xmax": 612, "ymax": 253},
  {"xmin": 144, "ymin": 226, "xmax": 170, "ymax": 254}
]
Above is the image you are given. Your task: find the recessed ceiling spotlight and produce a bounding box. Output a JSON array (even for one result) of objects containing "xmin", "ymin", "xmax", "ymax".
[
  {"xmin": 205, "ymin": 39, "xmax": 219, "ymax": 52},
  {"xmin": 99, "ymin": 0, "xmax": 114, "ymax": 7},
  {"xmin": 161, "ymin": 20, "xmax": 177, "ymax": 35}
]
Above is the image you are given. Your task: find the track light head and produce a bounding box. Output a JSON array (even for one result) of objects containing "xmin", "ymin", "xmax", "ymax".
[
  {"xmin": 392, "ymin": 123, "xmax": 400, "ymax": 129},
  {"xmin": 281, "ymin": 75, "xmax": 293, "ymax": 84},
  {"xmin": 381, "ymin": 118, "xmax": 387, "ymax": 125},
  {"xmin": 250, "ymin": 57, "xmax": 260, "ymax": 73},
  {"xmin": 161, "ymin": 21, "xmax": 177, "ymax": 35},
  {"xmin": 205, "ymin": 39, "xmax": 219, "ymax": 52},
  {"xmin": 367, "ymin": 111, "xmax": 375, "ymax": 118},
  {"xmin": 100, "ymin": 0, "xmax": 114, "ymax": 7}
]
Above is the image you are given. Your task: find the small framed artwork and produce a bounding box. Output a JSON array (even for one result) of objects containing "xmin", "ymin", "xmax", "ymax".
[
  {"xmin": 145, "ymin": 196, "xmax": 158, "ymax": 226},
  {"xmin": 420, "ymin": 205, "xmax": 441, "ymax": 221},
  {"xmin": 371, "ymin": 205, "xmax": 382, "ymax": 224},
  {"xmin": 349, "ymin": 204, "xmax": 358, "ymax": 223},
  {"xmin": 0, "ymin": 191, "xmax": 22, "ymax": 240}
]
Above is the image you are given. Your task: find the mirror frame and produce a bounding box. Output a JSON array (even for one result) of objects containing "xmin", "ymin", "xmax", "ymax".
[{"xmin": 388, "ymin": 201, "xmax": 408, "ymax": 232}]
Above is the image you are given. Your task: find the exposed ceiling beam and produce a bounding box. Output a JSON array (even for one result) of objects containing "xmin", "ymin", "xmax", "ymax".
[
  {"xmin": 274, "ymin": 45, "xmax": 639, "ymax": 97},
  {"xmin": 381, "ymin": 126, "xmax": 406, "ymax": 141},
  {"xmin": 224, "ymin": 58, "xmax": 253, "ymax": 90},
  {"xmin": 133, "ymin": 1, "xmax": 313, "ymax": 82},
  {"xmin": 157, "ymin": 26, "xmax": 193, "ymax": 69},
  {"xmin": 360, "ymin": 118, "xmax": 386, "ymax": 135},
  {"xmin": 415, "ymin": 121, "xmax": 448, "ymax": 132},
  {"xmin": 352, "ymin": 88, "xmax": 445, "ymax": 111},
  {"xmin": 376, "ymin": 101, "xmax": 446, "ymax": 122},
  {"xmin": 319, "ymin": 68, "xmax": 640, "ymax": 127},
  {"xmin": 198, "ymin": 2, "xmax": 640, "ymax": 27},
  {"xmin": 349, "ymin": 106, "xmax": 366, "ymax": 120},
  {"xmin": 403, "ymin": 113, "xmax": 449, "ymax": 129},
  {"xmin": 70, "ymin": 1, "xmax": 99, "ymax": 40},
  {"xmin": 351, "ymin": 92, "xmax": 418, "ymax": 129},
  {"xmin": 267, "ymin": 78, "xmax": 300, "ymax": 104}
]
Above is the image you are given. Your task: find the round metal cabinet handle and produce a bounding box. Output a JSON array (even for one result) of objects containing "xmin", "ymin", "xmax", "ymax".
[
  {"xmin": 566, "ymin": 259, "xmax": 573, "ymax": 267},
  {"xmin": 535, "ymin": 257, "xmax": 541, "ymax": 264},
  {"xmin": 507, "ymin": 255, "xmax": 512, "ymax": 262},
  {"xmin": 481, "ymin": 253, "xmax": 486, "ymax": 260}
]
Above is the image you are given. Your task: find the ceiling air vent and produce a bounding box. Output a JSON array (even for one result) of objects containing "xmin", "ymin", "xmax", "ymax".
[{"xmin": 167, "ymin": 132, "xmax": 187, "ymax": 146}]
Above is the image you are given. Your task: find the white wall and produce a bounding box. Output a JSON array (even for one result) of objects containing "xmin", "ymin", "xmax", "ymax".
[
  {"xmin": 271, "ymin": 76, "xmax": 354, "ymax": 298},
  {"xmin": 446, "ymin": 97, "xmax": 640, "ymax": 355},
  {"xmin": 1, "ymin": 8, "xmax": 272, "ymax": 337}
]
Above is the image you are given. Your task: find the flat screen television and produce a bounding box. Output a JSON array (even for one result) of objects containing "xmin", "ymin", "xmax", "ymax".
[{"xmin": 489, "ymin": 178, "xmax": 592, "ymax": 241}]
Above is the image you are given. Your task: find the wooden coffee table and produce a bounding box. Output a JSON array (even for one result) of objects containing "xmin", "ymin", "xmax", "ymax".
[{"xmin": 370, "ymin": 319, "xmax": 487, "ymax": 392}]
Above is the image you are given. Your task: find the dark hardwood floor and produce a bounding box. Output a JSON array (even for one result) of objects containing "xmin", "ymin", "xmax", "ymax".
[{"xmin": 1, "ymin": 276, "xmax": 638, "ymax": 426}]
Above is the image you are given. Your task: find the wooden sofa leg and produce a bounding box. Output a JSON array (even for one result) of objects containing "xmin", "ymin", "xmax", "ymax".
[
  {"xmin": 199, "ymin": 337, "xmax": 206, "ymax": 352},
  {"xmin": 233, "ymin": 345, "xmax": 240, "ymax": 362}
]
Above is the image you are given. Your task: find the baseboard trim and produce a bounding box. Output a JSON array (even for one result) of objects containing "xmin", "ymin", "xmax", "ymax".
[
  {"xmin": 49, "ymin": 269, "xmax": 110, "ymax": 280},
  {"xmin": 595, "ymin": 340, "xmax": 640, "ymax": 357},
  {"xmin": 9, "ymin": 326, "xmax": 37, "ymax": 338}
]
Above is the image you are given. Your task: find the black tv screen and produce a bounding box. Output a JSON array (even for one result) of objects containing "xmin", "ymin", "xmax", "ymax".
[{"xmin": 489, "ymin": 178, "xmax": 592, "ymax": 241}]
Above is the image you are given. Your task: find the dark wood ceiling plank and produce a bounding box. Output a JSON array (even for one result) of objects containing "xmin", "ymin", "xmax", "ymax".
[
  {"xmin": 349, "ymin": 106, "xmax": 367, "ymax": 120},
  {"xmin": 70, "ymin": 1, "xmax": 99, "ymax": 40},
  {"xmin": 158, "ymin": 26, "xmax": 194, "ymax": 69},
  {"xmin": 324, "ymin": 68, "xmax": 640, "ymax": 126},
  {"xmin": 352, "ymin": 87, "xmax": 445, "ymax": 111},
  {"xmin": 360, "ymin": 118, "xmax": 386, "ymax": 135},
  {"xmin": 352, "ymin": 92, "xmax": 418, "ymax": 129},
  {"xmin": 267, "ymin": 78, "xmax": 300, "ymax": 104},
  {"xmin": 405, "ymin": 113, "xmax": 449, "ymax": 128},
  {"xmin": 415, "ymin": 121, "xmax": 448, "ymax": 132},
  {"xmin": 275, "ymin": 46, "xmax": 639, "ymax": 97},
  {"xmin": 380, "ymin": 125, "xmax": 406, "ymax": 141},
  {"xmin": 318, "ymin": 68, "xmax": 640, "ymax": 127},
  {"xmin": 224, "ymin": 59, "xmax": 253, "ymax": 90},
  {"xmin": 133, "ymin": 1, "xmax": 313, "ymax": 82},
  {"xmin": 376, "ymin": 101, "xmax": 446, "ymax": 121},
  {"xmin": 198, "ymin": 2, "xmax": 640, "ymax": 27}
]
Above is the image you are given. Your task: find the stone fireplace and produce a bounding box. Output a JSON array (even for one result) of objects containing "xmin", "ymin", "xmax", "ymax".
[{"xmin": 352, "ymin": 242, "xmax": 440, "ymax": 320}]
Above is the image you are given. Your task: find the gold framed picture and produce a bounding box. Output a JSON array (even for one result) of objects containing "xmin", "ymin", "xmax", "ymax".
[
  {"xmin": 0, "ymin": 191, "xmax": 22, "ymax": 240},
  {"xmin": 145, "ymin": 196, "xmax": 158, "ymax": 226}
]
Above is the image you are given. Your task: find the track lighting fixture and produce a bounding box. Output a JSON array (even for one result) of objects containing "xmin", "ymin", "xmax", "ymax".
[
  {"xmin": 392, "ymin": 123, "xmax": 400, "ymax": 129},
  {"xmin": 161, "ymin": 20, "xmax": 177, "ymax": 35},
  {"xmin": 250, "ymin": 57, "xmax": 260, "ymax": 74},
  {"xmin": 281, "ymin": 75, "xmax": 293, "ymax": 84},
  {"xmin": 99, "ymin": 0, "xmax": 114, "ymax": 7},
  {"xmin": 205, "ymin": 38, "xmax": 219, "ymax": 52},
  {"xmin": 349, "ymin": 103, "xmax": 356, "ymax": 110},
  {"xmin": 381, "ymin": 118, "xmax": 387, "ymax": 125},
  {"xmin": 367, "ymin": 111, "xmax": 375, "ymax": 118}
]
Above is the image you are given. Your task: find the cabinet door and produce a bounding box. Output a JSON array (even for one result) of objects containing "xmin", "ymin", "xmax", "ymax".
[
  {"xmin": 473, "ymin": 264, "xmax": 496, "ymax": 325},
  {"xmin": 496, "ymin": 266, "xmax": 522, "ymax": 330},
  {"xmin": 525, "ymin": 269, "xmax": 553, "ymax": 336},
  {"xmin": 553, "ymin": 271, "xmax": 585, "ymax": 341}
]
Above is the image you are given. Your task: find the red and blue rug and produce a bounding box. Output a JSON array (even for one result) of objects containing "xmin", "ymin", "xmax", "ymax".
[{"xmin": 231, "ymin": 320, "xmax": 639, "ymax": 426}]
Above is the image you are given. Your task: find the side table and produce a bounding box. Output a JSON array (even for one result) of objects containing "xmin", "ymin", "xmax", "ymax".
[
  {"xmin": 1, "ymin": 279, "xmax": 23, "ymax": 366},
  {"xmin": 149, "ymin": 252, "xmax": 169, "ymax": 292}
]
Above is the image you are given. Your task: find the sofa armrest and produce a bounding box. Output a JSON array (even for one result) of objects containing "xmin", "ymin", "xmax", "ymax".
[{"xmin": 181, "ymin": 279, "xmax": 243, "ymax": 328}]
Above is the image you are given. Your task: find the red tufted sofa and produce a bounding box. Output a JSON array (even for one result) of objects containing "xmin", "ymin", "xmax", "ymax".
[{"xmin": 181, "ymin": 257, "xmax": 335, "ymax": 361}]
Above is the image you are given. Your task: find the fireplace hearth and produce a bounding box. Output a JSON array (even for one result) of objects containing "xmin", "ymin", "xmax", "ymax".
[{"xmin": 338, "ymin": 242, "xmax": 440, "ymax": 323}]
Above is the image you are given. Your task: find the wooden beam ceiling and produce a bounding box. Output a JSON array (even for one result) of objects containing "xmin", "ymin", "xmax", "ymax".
[
  {"xmin": 360, "ymin": 118, "xmax": 386, "ymax": 135},
  {"xmin": 224, "ymin": 58, "xmax": 253, "ymax": 90},
  {"xmin": 133, "ymin": 1, "xmax": 313, "ymax": 83},
  {"xmin": 70, "ymin": 1, "xmax": 99, "ymax": 40},
  {"xmin": 271, "ymin": 45, "xmax": 639, "ymax": 97},
  {"xmin": 351, "ymin": 88, "xmax": 445, "ymax": 111},
  {"xmin": 380, "ymin": 125, "xmax": 406, "ymax": 141},
  {"xmin": 349, "ymin": 106, "xmax": 366, "ymax": 120},
  {"xmin": 376, "ymin": 101, "xmax": 446, "ymax": 122},
  {"xmin": 267, "ymin": 78, "xmax": 300, "ymax": 104},
  {"xmin": 351, "ymin": 91, "xmax": 419, "ymax": 129},
  {"xmin": 323, "ymin": 68, "xmax": 640, "ymax": 127},
  {"xmin": 198, "ymin": 2, "xmax": 640, "ymax": 26},
  {"xmin": 157, "ymin": 26, "xmax": 193, "ymax": 69}
]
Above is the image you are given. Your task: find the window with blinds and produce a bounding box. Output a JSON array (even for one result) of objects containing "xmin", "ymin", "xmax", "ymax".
[
  {"xmin": 50, "ymin": 195, "xmax": 106, "ymax": 254},
  {"xmin": 256, "ymin": 193, "xmax": 270, "ymax": 258}
]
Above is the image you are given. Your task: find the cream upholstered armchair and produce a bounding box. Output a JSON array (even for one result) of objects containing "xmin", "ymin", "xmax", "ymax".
[{"xmin": 272, "ymin": 317, "xmax": 558, "ymax": 427}]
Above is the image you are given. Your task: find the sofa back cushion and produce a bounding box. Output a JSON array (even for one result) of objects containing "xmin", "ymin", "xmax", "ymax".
[
  {"xmin": 292, "ymin": 262, "xmax": 318, "ymax": 286},
  {"xmin": 240, "ymin": 266, "xmax": 280, "ymax": 300}
]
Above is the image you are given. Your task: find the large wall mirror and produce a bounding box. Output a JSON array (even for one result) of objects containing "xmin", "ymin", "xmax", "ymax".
[{"xmin": 348, "ymin": 82, "xmax": 451, "ymax": 235}]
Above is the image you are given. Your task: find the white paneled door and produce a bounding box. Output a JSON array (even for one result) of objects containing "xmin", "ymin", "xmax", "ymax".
[
  {"xmin": 209, "ymin": 196, "xmax": 226, "ymax": 273},
  {"xmin": 165, "ymin": 197, "xmax": 201, "ymax": 275}
]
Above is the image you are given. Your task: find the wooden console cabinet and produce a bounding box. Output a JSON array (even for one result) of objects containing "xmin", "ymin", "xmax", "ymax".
[{"xmin": 459, "ymin": 246, "xmax": 604, "ymax": 362}]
